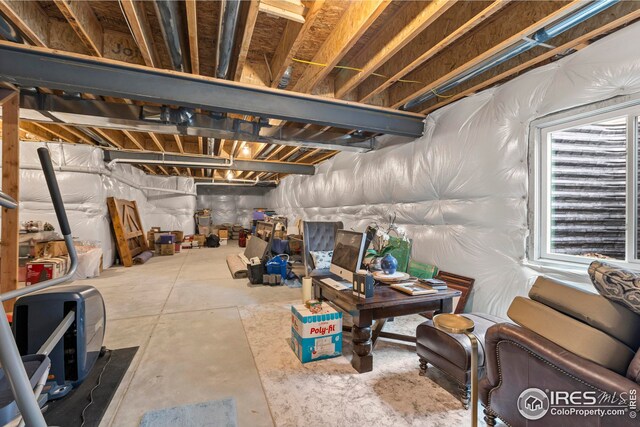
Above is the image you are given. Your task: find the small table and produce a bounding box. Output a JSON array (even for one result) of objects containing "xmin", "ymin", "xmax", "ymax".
[{"xmin": 313, "ymin": 275, "xmax": 461, "ymax": 373}]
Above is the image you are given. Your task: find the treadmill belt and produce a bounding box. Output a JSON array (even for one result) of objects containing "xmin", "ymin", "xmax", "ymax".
[{"xmin": 44, "ymin": 347, "xmax": 138, "ymax": 427}]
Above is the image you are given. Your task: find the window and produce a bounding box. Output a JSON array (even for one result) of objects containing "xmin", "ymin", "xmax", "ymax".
[{"xmin": 531, "ymin": 100, "xmax": 640, "ymax": 267}]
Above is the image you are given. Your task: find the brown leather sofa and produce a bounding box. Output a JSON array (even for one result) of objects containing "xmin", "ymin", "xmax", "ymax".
[{"xmin": 480, "ymin": 277, "xmax": 640, "ymax": 426}]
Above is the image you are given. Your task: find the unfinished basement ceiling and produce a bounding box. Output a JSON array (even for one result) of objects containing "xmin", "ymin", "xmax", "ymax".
[{"xmin": 0, "ymin": 0, "xmax": 639, "ymax": 182}]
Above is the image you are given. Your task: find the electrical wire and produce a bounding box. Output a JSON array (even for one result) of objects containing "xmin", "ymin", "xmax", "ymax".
[
  {"xmin": 290, "ymin": 57, "xmax": 455, "ymax": 99},
  {"xmin": 80, "ymin": 349, "xmax": 113, "ymax": 427}
]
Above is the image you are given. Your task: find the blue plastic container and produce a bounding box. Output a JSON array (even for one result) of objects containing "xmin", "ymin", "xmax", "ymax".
[{"xmin": 266, "ymin": 254, "xmax": 289, "ymax": 279}]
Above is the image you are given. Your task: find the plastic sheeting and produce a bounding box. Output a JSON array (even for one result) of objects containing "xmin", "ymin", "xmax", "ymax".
[
  {"xmin": 196, "ymin": 187, "xmax": 267, "ymax": 227},
  {"xmin": 0, "ymin": 142, "xmax": 195, "ymax": 269},
  {"xmin": 266, "ymin": 21, "xmax": 640, "ymax": 316}
]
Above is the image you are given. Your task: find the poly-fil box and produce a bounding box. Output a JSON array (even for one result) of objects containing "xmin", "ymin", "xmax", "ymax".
[{"xmin": 291, "ymin": 303, "xmax": 342, "ymax": 363}]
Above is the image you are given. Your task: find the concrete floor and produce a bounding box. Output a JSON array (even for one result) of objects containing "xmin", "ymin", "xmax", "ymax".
[{"xmin": 81, "ymin": 242, "xmax": 300, "ymax": 427}]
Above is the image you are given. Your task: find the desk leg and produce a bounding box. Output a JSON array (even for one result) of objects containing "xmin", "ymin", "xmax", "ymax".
[
  {"xmin": 351, "ymin": 311, "xmax": 373, "ymax": 373},
  {"xmin": 439, "ymin": 297, "xmax": 454, "ymax": 314}
]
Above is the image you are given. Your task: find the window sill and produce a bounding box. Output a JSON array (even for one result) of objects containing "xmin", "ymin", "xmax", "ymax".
[{"xmin": 523, "ymin": 258, "xmax": 595, "ymax": 293}]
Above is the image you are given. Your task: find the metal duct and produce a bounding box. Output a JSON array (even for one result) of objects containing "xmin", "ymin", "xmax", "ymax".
[
  {"xmin": 402, "ymin": 0, "xmax": 620, "ymax": 110},
  {"xmin": 154, "ymin": 0, "xmax": 189, "ymax": 72},
  {"xmin": 278, "ymin": 65, "xmax": 293, "ymax": 89},
  {"xmin": 205, "ymin": 137, "xmax": 215, "ymax": 177},
  {"xmin": 216, "ymin": 0, "xmax": 241, "ymax": 79}
]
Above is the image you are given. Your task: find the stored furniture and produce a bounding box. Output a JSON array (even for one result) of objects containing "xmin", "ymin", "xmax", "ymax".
[
  {"xmin": 480, "ymin": 276, "xmax": 640, "ymax": 426},
  {"xmin": 433, "ymin": 314, "xmax": 480, "ymax": 427},
  {"xmin": 416, "ymin": 313, "xmax": 503, "ymax": 408},
  {"xmin": 313, "ymin": 275, "xmax": 460, "ymax": 373},
  {"xmin": 226, "ymin": 231, "xmax": 271, "ymax": 279},
  {"xmin": 302, "ymin": 221, "xmax": 343, "ymax": 276},
  {"xmin": 106, "ymin": 197, "xmax": 148, "ymax": 267}
]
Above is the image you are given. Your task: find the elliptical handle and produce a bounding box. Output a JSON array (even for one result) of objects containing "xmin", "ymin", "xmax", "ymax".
[{"xmin": 37, "ymin": 147, "xmax": 71, "ymax": 236}]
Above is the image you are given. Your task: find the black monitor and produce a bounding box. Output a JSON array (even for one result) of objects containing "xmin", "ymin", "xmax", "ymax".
[{"xmin": 330, "ymin": 230, "xmax": 367, "ymax": 282}]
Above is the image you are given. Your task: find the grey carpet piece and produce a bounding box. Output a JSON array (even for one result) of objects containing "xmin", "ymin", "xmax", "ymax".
[{"xmin": 139, "ymin": 398, "xmax": 237, "ymax": 427}]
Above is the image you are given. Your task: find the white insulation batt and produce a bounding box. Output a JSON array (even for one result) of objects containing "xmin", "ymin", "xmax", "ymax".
[
  {"xmin": 0, "ymin": 142, "xmax": 195, "ymax": 268},
  {"xmin": 196, "ymin": 187, "xmax": 266, "ymax": 227},
  {"xmin": 267, "ymin": 22, "xmax": 640, "ymax": 316}
]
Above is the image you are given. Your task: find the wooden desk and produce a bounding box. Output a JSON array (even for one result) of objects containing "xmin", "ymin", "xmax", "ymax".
[{"xmin": 313, "ymin": 275, "xmax": 460, "ymax": 373}]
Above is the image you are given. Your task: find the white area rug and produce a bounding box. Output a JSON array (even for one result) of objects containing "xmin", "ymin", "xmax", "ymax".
[{"xmin": 239, "ymin": 301, "xmax": 473, "ymax": 427}]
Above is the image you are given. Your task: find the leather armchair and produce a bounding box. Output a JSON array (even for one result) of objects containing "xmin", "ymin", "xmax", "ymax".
[
  {"xmin": 302, "ymin": 221, "xmax": 343, "ymax": 276},
  {"xmin": 480, "ymin": 323, "xmax": 640, "ymax": 426}
]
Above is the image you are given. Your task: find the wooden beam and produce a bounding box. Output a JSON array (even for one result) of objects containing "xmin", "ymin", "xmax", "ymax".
[
  {"xmin": 312, "ymin": 150, "xmax": 338, "ymax": 164},
  {"xmin": 143, "ymin": 165, "xmax": 156, "ymax": 175},
  {"xmin": 389, "ymin": 1, "xmax": 581, "ymax": 108},
  {"xmin": 269, "ymin": 0, "xmax": 325, "ymax": 88},
  {"xmin": 357, "ymin": 0, "xmax": 508, "ymax": 103},
  {"xmin": 259, "ymin": 0, "xmax": 305, "ymax": 23},
  {"xmin": 148, "ymin": 133, "xmax": 165, "ymax": 152},
  {"xmin": 197, "ymin": 136, "xmax": 203, "ymax": 154},
  {"xmin": 334, "ymin": 0, "xmax": 455, "ymax": 99},
  {"xmin": 158, "ymin": 165, "xmax": 169, "ymax": 175},
  {"xmin": 0, "ymin": 0, "xmax": 48, "ymax": 46},
  {"xmin": 92, "ymin": 128, "xmax": 124, "ymax": 149},
  {"xmin": 420, "ymin": 2, "xmax": 640, "ymax": 115},
  {"xmin": 235, "ymin": 0, "xmax": 260, "ymax": 81},
  {"xmin": 19, "ymin": 122, "xmax": 60, "ymax": 141},
  {"xmin": 173, "ymin": 134, "xmax": 185, "ymax": 153},
  {"xmin": 292, "ymin": 0, "xmax": 391, "ymax": 94},
  {"xmin": 121, "ymin": 130, "xmax": 145, "ymax": 150},
  {"xmin": 185, "ymin": 0, "xmax": 199, "ymax": 75},
  {"xmin": 119, "ymin": 0, "xmax": 161, "ymax": 68},
  {"xmin": 53, "ymin": 0, "xmax": 103, "ymax": 56},
  {"xmin": 1, "ymin": 91, "xmax": 19, "ymax": 311},
  {"xmin": 295, "ymin": 148, "xmax": 321, "ymax": 163}
]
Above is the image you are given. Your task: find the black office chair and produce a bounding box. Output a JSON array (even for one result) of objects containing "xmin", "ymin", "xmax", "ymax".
[{"xmin": 302, "ymin": 221, "xmax": 343, "ymax": 276}]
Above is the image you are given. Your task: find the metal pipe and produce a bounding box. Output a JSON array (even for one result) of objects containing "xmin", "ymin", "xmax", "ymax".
[
  {"xmin": 37, "ymin": 311, "xmax": 76, "ymax": 357},
  {"xmin": 139, "ymin": 186, "xmax": 196, "ymax": 196},
  {"xmin": 106, "ymin": 155, "xmax": 233, "ymax": 170},
  {"xmin": 403, "ymin": 0, "xmax": 620, "ymax": 110},
  {"xmin": 154, "ymin": 0, "xmax": 188, "ymax": 72},
  {"xmin": 0, "ymin": 301, "xmax": 47, "ymax": 426},
  {"xmin": 216, "ymin": 0, "xmax": 241, "ymax": 79}
]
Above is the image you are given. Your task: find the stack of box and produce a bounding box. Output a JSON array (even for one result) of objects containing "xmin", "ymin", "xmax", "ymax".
[
  {"xmin": 155, "ymin": 233, "xmax": 175, "ymax": 256},
  {"xmin": 26, "ymin": 256, "xmax": 69, "ymax": 286},
  {"xmin": 231, "ymin": 225, "xmax": 243, "ymax": 240},
  {"xmin": 218, "ymin": 227, "xmax": 229, "ymax": 245},
  {"xmin": 291, "ymin": 303, "xmax": 343, "ymax": 363}
]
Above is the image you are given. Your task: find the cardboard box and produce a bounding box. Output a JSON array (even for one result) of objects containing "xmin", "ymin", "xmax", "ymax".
[
  {"xmin": 158, "ymin": 243, "xmax": 175, "ymax": 256},
  {"xmin": 290, "ymin": 304, "xmax": 342, "ymax": 363},
  {"xmin": 26, "ymin": 256, "xmax": 68, "ymax": 286},
  {"xmin": 171, "ymin": 230, "xmax": 184, "ymax": 243},
  {"xmin": 34, "ymin": 240, "xmax": 68, "ymax": 258},
  {"xmin": 219, "ymin": 238, "xmax": 228, "ymax": 246},
  {"xmin": 218, "ymin": 229, "xmax": 229, "ymax": 239},
  {"xmin": 193, "ymin": 234, "xmax": 206, "ymax": 246}
]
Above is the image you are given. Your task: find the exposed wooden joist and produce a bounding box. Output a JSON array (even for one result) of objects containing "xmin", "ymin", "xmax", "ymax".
[
  {"xmin": 197, "ymin": 136, "xmax": 203, "ymax": 154},
  {"xmin": 295, "ymin": 148, "xmax": 321, "ymax": 163},
  {"xmin": 292, "ymin": 0, "xmax": 391, "ymax": 94},
  {"xmin": 389, "ymin": 1, "xmax": 582, "ymax": 108},
  {"xmin": 31, "ymin": 123, "xmax": 85, "ymax": 144},
  {"xmin": 53, "ymin": 0, "xmax": 103, "ymax": 56},
  {"xmin": 119, "ymin": 0, "xmax": 160, "ymax": 68},
  {"xmin": 173, "ymin": 134, "xmax": 185, "ymax": 153},
  {"xmin": 269, "ymin": 0, "xmax": 325, "ymax": 88},
  {"xmin": 0, "ymin": 0, "xmax": 48, "ymax": 46},
  {"xmin": 158, "ymin": 165, "xmax": 169, "ymax": 175},
  {"xmin": 92, "ymin": 128, "xmax": 124, "ymax": 148},
  {"xmin": 121, "ymin": 130, "xmax": 145, "ymax": 150},
  {"xmin": 234, "ymin": 0, "xmax": 260, "ymax": 81},
  {"xmin": 148, "ymin": 133, "xmax": 165, "ymax": 152},
  {"xmin": 334, "ymin": 0, "xmax": 456, "ymax": 99},
  {"xmin": 1, "ymin": 90, "xmax": 20, "ymax": 311},
  {"xmin": 185, "ymin": 0, "xmax": 199, "ymax": 75},
  {"xmin": 143, "ymin": 165, "xmax": 156, "ymax": 175},
  {"xmin": 420, "ymin": 2, "xmax": 640, "ymax": 114},
  {"xmin": 259, "ymin": 0, "xmax": 305, "ymax": 23},
  {"xmin": 357, "ymin": 0, "xmax": 508, "ymax": 103},
  {"xmin": 311, "ymin": 150, "xmax": 338, "ymax": 164}
]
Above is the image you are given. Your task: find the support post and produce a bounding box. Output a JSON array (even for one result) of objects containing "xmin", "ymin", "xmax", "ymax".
[{"xmin": 1, "ymin": 90, "xmax": 20, "ymax": 313}]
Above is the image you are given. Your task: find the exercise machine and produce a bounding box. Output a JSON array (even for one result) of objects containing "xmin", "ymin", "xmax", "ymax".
[{"xmin": 0, "ymin": 147, "xmax": 106, "ymax": 426}]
